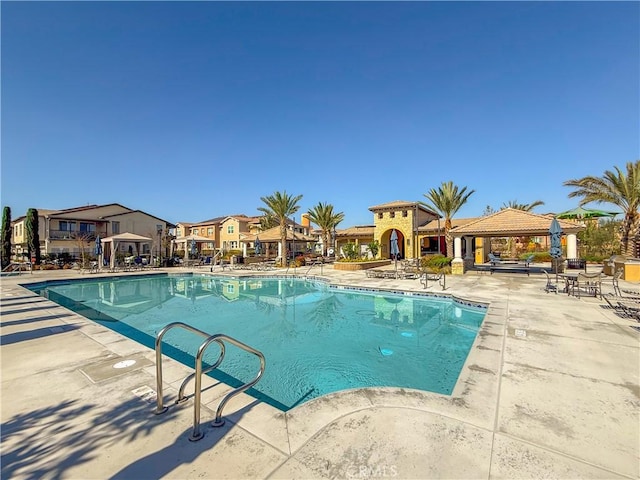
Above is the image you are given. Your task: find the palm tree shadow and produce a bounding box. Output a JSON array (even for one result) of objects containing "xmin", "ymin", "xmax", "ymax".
[{"xmin": 1, "ymin": 392, "xmax": 257, "ymax": 479}]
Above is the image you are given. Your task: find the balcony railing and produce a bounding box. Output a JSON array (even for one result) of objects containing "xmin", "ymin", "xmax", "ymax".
[{"xmin": 48, "ymin": 230, "xmax": 104, "ymax": 241}]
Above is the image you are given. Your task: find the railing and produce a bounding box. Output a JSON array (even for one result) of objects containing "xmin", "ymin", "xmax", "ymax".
[
  {"xmin": 48, "ymin": 230, "xmax": 103, "ymax": 240},
  {"xmin": 305, "ymin": 260, "xmax": 324, "ymax": 276},
  {"xmin": 420, "ymin": 270, "xmax": 446, "ymax": 290},
  {"xmin": 1, "ymin": 262, "xmax": 32, "ymax": 275},
  {"xmin": 155, "ymin": 322, "xmax": 266, "ymax": 441}
]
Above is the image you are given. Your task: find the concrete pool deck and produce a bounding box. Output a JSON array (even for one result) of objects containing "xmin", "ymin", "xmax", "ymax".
[{"xmin": 1, "ymin": 265, "xmax": 638, "ymax": 479}]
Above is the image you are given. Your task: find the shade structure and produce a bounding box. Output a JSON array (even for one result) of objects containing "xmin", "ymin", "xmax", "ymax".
[
  {"xmin": 549, "ymin": 217, "xmax": 563, "ymax": 275},
  {"xmin": 100, "ymin": 232, "xmax": 153, "ymax": 270},
  {"xmin": 557, "ymin": 206, "xmax": 619, "ymax": 219},
  {"xmin": 254, "ymin": 236, "xmax": 262, "ymax": 255}
]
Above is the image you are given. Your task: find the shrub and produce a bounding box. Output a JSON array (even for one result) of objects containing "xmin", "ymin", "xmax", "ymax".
[{"xmin": 420, "ymin": 254, "xmax": 452, "ymax": 272}]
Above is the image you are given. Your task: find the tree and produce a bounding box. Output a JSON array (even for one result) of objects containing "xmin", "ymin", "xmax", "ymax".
[
  {"xmin": 25, "ymin": 208, "xmax": 41, "ymax": 265},
  {"xmin": 367, "ymin": 240, "xmax": 380, "ymax": 259},
  {"xmin": 259, "ymin": 212, "xmax": 279, "ymax": 231},
  {"xmin": 482, "ymin": 205, "xmax": 496, "ymax": 216},
  {"xmin": 564, "ymin": 161, "xmax": 640, "ymax": 256},
  {"xmin": 258, "ymin": 191, "xmax": 303, "ymax": 264},
  {"xmin": 421, "ymin": 181, "xmax": 475, "ymax": 258},
  {"xmin": 1, "ymin": 206, "xmax": 12, "ymax": 269},
  {"xmin": 306, "ymin": 202, "xmax": 345, "ymax": 256},
  {"xmin": 73, "ymin": 232, "xmax": 93, "ymax": 267},
  {"xmin": 501, "ymin": 199, "xmax": 545, "ymax": 211}
]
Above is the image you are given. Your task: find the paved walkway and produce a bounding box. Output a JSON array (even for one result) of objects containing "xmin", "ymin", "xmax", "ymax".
[{"xmin": 1, "ymin": 265, "xmax": 638, "ymax": 479}]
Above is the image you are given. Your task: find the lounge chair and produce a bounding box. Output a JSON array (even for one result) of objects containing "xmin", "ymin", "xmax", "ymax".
[
  {"xmin": 542, "ymin": 269, "xmax": 557, "ymax": 294},
  {"xmin": 603, "ymin": 294, "xmax": 640, "ymax": 321},
  {"xmin": 488, "ymin": 253, "xmax": 502, "ymax": 265}
]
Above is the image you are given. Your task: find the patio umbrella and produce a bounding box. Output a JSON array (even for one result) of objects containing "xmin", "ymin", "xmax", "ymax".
[
  {"xmin": 549, "ymin": 217, "xmax": 563, "ymax": 277},
  {"xmin": 390, "ymin": 229, "xmax": 400, "ymax": 277},
  {"xmin": 557, "ymin": 206, "xmax": 619, "ymax": 219},
  {"xmin": 254, "ymin": 236, "xmax": 262, "ymax": 256},
  {"xmin": 95, "ymin": 236, "xmax": 103, "ymax": 267},
  {"xmin": 190, "ymin": 239, "xmax": 197, "ymax": 257},
  {"xmin": 94, "ymin": 236, "xmax": 102, "ymax": 256}
]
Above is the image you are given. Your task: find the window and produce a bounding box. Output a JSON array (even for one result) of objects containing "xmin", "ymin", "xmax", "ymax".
[
  {"xmin": 390, "ymin": 212, "xmax": 395, "ymax": 218},
  {"xmin": 378, "ymin": 213, "xmax": 383, "ymax": 219},
  {"xmin": 193, "ymin": 228, "xmax": 199, "ymax": 235},
  {"xmin": 230, "ymin": 241, "xmax": 238, "ymax": 249},
  {"xmin": 79, "ymin": 222, "xmax": 95, "ymax": 233},
  {"xmin": 112, "ymin": 221, "xmax": 120, "ymax": 234},
  {"xmin": 402, "ymin": 210, "xmax": 408, "ymax": 217},
  {"xmin": 226, "ymin": 284, "xmax": 235, "ymax": 294},
  {"xmin": 207, "ymin": 227, "xmax": 213, "ymax": 235},
  {"xmin": 59, "ymin": 221, "xmax": 76, "ymax": 231},
  {"xmin": 227, "ymin": 225, "xmax": 234, "ymax": 234}
]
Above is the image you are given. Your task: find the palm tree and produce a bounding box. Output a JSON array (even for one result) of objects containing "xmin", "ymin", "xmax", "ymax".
[
  {"xmin": 259, "ymin": 212, "xmax": 279, "ymax": 231},
  {"xmin": 501, "ymin": 199, "xmax": 545, "ymax": 211},
  {"xmin": 421, "ymin": 181, "xmax": 475, "ymax": 258},
  {"xmin": 258, "ymin": 191, "xmax": 303, "ymax": 264},
  {"xmin": 564, "ymin": 161, "xmax": 640, "ymax": 256},
  {"xmin": 306, "ymin": 202, "xmax": 345, "ymax": 256}
]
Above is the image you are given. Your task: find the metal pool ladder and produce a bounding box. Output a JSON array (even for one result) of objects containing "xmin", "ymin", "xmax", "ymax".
[{"xmin": 154, "ymin": 321, "xmax": 266, "ymax": 441}]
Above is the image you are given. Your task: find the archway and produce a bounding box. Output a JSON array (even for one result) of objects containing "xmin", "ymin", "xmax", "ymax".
[{"xmin": 384, "ymin": 229, "xmax": 405, "ymax": 260}]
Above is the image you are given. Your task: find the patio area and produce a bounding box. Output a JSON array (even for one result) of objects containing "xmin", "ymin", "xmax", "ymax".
[{"xmin": 1, "ymin": 265, "xmax": 638, "ymax": 479}]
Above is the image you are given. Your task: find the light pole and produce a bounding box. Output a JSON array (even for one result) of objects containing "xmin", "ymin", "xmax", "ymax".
[
  {"xmin": 291, "ymin": 216, "xmax": 295, "ymax": 265},
  {"xmin": 157, "ymin": 226, "xmax": 163, "ymax": 267}
]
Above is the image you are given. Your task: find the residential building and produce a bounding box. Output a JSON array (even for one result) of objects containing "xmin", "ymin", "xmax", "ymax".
[{"xmin": 11, "ymin": 203, "xmax": 174, "ymax": 261}]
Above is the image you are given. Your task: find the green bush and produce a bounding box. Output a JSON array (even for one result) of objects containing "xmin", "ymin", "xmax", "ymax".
[{"xmin": 420, "ymin": 254, "xmax": 452, "ymax": 272}]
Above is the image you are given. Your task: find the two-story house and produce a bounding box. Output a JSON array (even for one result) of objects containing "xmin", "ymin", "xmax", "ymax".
[{"xmin": 11, "ymin": 203, "xmax": 174, "ymax": 261}]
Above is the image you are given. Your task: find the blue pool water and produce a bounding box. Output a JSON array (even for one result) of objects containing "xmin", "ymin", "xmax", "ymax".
[{"xmin": 29, "ymin": 274, "xmax": 486, "ymax": 410}]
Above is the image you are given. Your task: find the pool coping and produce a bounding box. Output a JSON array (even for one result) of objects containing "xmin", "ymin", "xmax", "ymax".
[{"xmin": 1, "ymin": 266, "xmax": 638, "ymax": 479}]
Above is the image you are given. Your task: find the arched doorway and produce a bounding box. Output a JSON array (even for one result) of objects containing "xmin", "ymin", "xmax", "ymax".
[{"xmin": 385, "ymin": 229, "xmax": 404, "ymax": 260}]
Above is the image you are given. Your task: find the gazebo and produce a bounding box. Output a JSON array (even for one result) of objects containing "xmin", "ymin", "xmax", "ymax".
[
  {"xmin": 240, "ymin": 226, "xmax": 317, "ymax": 259},
  {"xmin": 449, "ymin": 209, "xmax": 585, "ymax": 274},
  {"xmin": 100, "ymin": 232, "xmax": 154, "ymax": 270},
  {"xmin": 172, "ymin": 234, "xmax": 214, "ymax": 263}
]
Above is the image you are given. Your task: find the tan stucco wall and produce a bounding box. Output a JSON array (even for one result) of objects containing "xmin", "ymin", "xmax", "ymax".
[{"xmin": 374, "ymin": 211, "xmax": 415, "ymax": 258}]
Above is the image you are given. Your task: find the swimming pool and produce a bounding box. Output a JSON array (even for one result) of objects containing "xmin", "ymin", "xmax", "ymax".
[{"xmin": 29, "ymin": 274, "xmax": 487, "ymax": 410}]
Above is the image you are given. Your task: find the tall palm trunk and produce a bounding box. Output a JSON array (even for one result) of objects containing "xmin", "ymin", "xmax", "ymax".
[{"xmin": 444, "ymin": 219, "xmax": 453, "ymax": 258}]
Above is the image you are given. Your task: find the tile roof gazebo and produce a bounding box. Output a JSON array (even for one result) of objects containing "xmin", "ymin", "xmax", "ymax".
[{"xmin": 449, "ymin": 208, "xmax": 585, "ymax": 274}]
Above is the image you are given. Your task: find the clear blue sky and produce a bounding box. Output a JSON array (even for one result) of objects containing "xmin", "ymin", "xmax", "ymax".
[{"xmin": 2, "ymin": 1, "xmax": 638, "ymax": 227}]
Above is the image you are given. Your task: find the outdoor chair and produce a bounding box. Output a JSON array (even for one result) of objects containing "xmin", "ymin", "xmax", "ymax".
[
  {"xmin": 611, "ymin": 269, "xmax": 623, "ymax": 296},
  {"xmin": 488, "ymin": 253, "xmax": 502, "ymax": 265},
  {"xmin": 542, "ymin": 269, "xmax": 557, "ymax": 294},
  {"xmin": 566, "ymin": 258, "xmax": 587, "ymax": 271},
  {"xmin": 571, "ymin": 272, "xmax": 602, "ymax": 299}
]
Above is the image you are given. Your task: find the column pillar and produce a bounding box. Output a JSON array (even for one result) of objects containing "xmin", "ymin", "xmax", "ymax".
[
  {"xmin": 452, "ymin": 237, "xmax": 464, "ymax": 275},
  {"xmin": 567, "ymin": 234, "xmax": 577, "ymax": 259}
]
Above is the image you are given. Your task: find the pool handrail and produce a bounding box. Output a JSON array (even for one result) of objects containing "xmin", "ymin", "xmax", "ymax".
[
  {"xmin": 304, "ymin": 259, "xmax": 324, "ymax": 276},
  {"xmin": 154, "ymin": 321, "xmax": 266, "ymax": 441}
]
